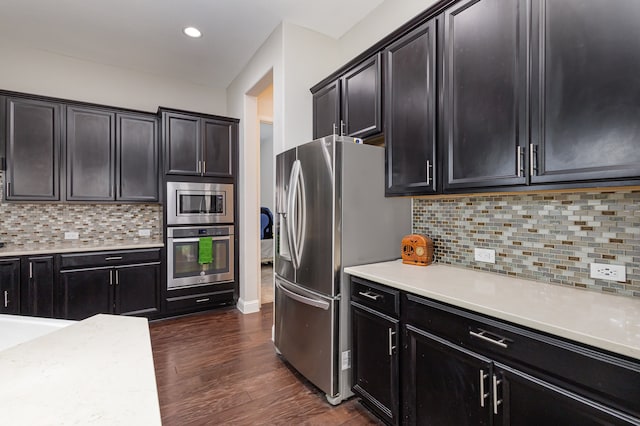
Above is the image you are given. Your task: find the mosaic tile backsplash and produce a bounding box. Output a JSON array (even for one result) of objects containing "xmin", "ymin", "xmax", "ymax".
[
  {"xmin": 0, "ymin": 171, "xmax": 162, "ymax": 246},
  {"xmin": 413, "ymin": 189, "xmax": 640, "ymax": 298}
]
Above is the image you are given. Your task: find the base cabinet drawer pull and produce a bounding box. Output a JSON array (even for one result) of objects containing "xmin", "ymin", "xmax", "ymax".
[
  {"xmin": 358, "ymin": 291, "xmax": 382, "ymax": 301},
  {"xmin": 479, "ymin": 369, "xmax": 489, "ymax": 407},
  {"xmin": 493, "ymin": 375, "xmax": 503, "ymax": 415},
  {"xmin": 196, "ymin": 298, "xmax": 210, "ymax": 303},
  {"xmin": 469, "ymin": 329, "xmax": 509, "ymax": 349}
]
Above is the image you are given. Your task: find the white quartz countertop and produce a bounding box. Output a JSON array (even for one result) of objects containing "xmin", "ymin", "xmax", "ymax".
[
  {"xmin": 0, "ymin": 240, "xmax": 164, "ymax": 257},
  {"xmin": 344, "ymin": 260, "xmax": 640, "ymax": 361},
  {"xmin": 0, "ymin": 314, "xmax": 162, "ymax": 425}
]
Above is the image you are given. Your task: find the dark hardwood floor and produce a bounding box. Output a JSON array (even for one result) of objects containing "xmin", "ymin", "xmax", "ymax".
[{"xmin": 149, "ymin": 303, "xmax": 382, "ymax": 425}]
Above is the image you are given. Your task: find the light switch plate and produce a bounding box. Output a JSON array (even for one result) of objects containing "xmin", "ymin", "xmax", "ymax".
[
  {"xmin": 590, "ymin": 263, "xmax": 626, "ymax": 282},
  {"xmin": 474, "ymin": 248, "xmax": 496, "ymax": 264},
  {"xmin": 138, "ymin": 229, "xmax": 151, "ymax": 237},
  {"xmin": 64, "ymin": 232, "xmax": 79, "ymax": 240}
]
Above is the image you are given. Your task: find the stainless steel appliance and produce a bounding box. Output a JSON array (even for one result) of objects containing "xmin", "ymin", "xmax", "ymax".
[
  {"xmin": 274, "ymin": 135, "xmax": 411, "ymax": 404},
  {"xmin": 166, "ymin": 181, "xmax": 234, "ymax": 225},
  {"xmin": 167, "ymin": 225, "xmax": 234, "ymax": 289}
]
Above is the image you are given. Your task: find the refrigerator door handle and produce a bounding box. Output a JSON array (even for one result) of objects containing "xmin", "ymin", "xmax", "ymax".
[
  {"xmin": 276, "ymin": 280, "xmax": 330, "ymax": 310},
  {"xmin": 295, "ymin": 162, "xmax": 307, "ymax": 264},
  {"xmin": 287, "ymin": 160, "xmax": 302, "ymax": 269}
]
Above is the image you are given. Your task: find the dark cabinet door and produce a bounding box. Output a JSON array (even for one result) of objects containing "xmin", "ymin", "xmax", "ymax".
[
  {"xmin": 116, "ymin": 113, "xmax": 158, "ymax": 201},
  {"xmin": 404, "ymin": 324, "xmax": 492, "ymax": 426},
  {"xmin": 352, "ymin": 302, "xmax": 400, "ymax": 425},
  {"xmin": 312, "ymin": 80, "xmax": 340, "ymax": 139},
  {"xmin": 23, "ymin": 256, "xmax": 54, "ymax": 318},
  {"xmin": 59, "ymin": 268, "xmax": 112, "ymax": 320},
  {"xmin": 164, "ymin": 112, "xmax": 201, "ymax": 175},
  {"xmin": 66, "ymin": 106, "xmax": 116, "ymax": 201},
  {"xmin": 202, "ymin": 118, "xmax": 233, "ymax": 177},
  {"xmin": 341, "ymin": 53, "xmax": 382, "ymax": 139},
  {"xmin": 5, "ymin": 98, "xmax": 61, "ymax": 200},
  {"xmin": 0, "ymin": 258, "xmax": 21, "ymax": 314},
  {"xmin": 443, "ymin": 0, "xmax": 528, "ymax": 190},
  {"xmin": 384, "ymin": 20, "xmax": 438, "ymax": 196},
  {"xmin": 115, "ymin": 263, "xmax": 160, "ymax": 317},
  {"xmin": 530, "ymin": 0, "xmax": 640, "ymax": 184},
  {"xmin": 494, "ymin": 363, "xmax": 635, "ymax": 425}
]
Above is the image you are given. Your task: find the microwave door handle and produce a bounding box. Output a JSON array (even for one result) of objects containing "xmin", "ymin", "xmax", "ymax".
[
  {"xmin": 287, "ymin": 160, "xmax": 301, "ymax": 269},
  {"xmin": 296, "ymin": 163, "xmax": 307, "ymax": 264},
  {"xmin": 205, "ymin": 194, "xmax": 212, "ymax": 214}
]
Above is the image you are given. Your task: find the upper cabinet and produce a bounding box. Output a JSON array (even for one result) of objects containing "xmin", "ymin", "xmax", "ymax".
[
  {"xmin": 443, "ymin": 0, "xmax": 528, "ymax": 191},
  {"xmin": 384, "ymin": 20, "xmax": 438, "ymax": 196},
  {"xmin": 162, "ymin": 110, "xmax": 237, "ymax": 177},
  {"xmin": 66, "ymin": 106, "xmax": 116, "ymax": 201},
  {"xmin": 529, "ymin": 0, "xmax": 640, "ymax": 184},
  {"xmin": 4, "ymin": 97, "xmax": 61, "ymax": 201},
  {"xmin": 312, "ymin": 53, "xmax": 382, "ymax": 140}
]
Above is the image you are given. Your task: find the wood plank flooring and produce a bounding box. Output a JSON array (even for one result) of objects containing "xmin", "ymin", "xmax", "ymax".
[{"xmin": 149, "ymin": 303, "xmax": 382, "ymax": 425}]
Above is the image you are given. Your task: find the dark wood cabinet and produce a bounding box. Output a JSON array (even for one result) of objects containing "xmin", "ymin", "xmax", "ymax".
[
  {"xmin": 163, "ymin": 110, "xmax": 237, "ymax": 177},
  {"xmin": 342, "ymin": 53, "xmax": 382, "ymax": 139},
  {"xmin": 116, "ymin": 113, "xmax": 159, "ymax": 201},
  {"xmin": 22, "ymin": 256, "xmax": 54, "ymax": 318},
  {"xmin": 58, "ymin": 249, "xmax": 161, "ymax": 320},
  {"xmin": 59, "ymin": 268, "xmax": 112, "ymax": 320},
  {"xmin": 443, "ymin": 0, "xmax": 528, "ymax": 191},
  {"xmin": 66, "ymin": 106, "xmax": 116, "ymax": 201},
  {"xmin": 312, "ymin": 80, "xmax": 340, "ymax": 139},
  {"xmin": 404, "ymin": 324, "xmax": 491, "ymax": 425},
  {"xmin": 4, "ymin": 97, "xmax": 61, "ymax": 200},
  {"xmin": 0, "ymin": 258, "xmax": 21, "ymax": 314},
  {"xmin": 384, "ymin": 20, "xmax": 438, "ymax": 196},
  {"xmin": 312, "ymin": 54, "xmax": 382, "ymax": 140},
  {"xmin": 529, "ymin": 0, "xmax": 640, "ymax": 184},
  {"xmin": 115, "ymin": 263, "xmax": 160, "ymax": 316}
]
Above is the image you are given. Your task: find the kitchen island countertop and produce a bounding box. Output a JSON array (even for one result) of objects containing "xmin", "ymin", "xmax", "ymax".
[
  {"xmin": 0, "ymin": 314, "xmax": 161, "ymax": 425},
  {"xmin": 345, "ymin": 260, "xmax": 640, "ymax": 361}
]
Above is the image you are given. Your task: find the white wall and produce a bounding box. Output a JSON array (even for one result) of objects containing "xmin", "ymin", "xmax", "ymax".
[{"xmin": 0, "ymin": 38, "xmax": 227, "ymax": 115}]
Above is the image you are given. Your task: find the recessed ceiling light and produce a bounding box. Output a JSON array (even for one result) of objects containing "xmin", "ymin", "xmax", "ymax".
[{"xmin": 183, "ymin": 27, "xmax": 202, "ymax": 38}]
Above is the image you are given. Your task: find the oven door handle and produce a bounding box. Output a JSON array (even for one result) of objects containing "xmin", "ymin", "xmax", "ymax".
[{"xmin": 169, "ymin": 236, "xmax": 230, "ymax": 243}]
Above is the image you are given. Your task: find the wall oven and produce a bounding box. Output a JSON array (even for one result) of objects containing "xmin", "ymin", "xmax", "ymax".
[
  {"xmin": 167, "ymin": 181, "xmax": 234, "ymax": 225},
  {"xmin": 167, "ymin": 225, "xmax": 234, "ymax": 289}
]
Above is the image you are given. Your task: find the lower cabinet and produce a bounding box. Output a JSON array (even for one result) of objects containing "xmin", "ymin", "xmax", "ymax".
[
  {"xmin": 350, "ymin": 277, "xmax": 640, "ymax": 425},
  {"xmin": 59, "ymin": 268, "xmax": 112, "ymax": 320},
  {"xmin": 22, "ymin": 256, "xmax": 55, "ymax": 318},
  {"xmin": 115, "ymin": 263, "xmax": 160, "ymax": 316},
  {"xmin": 0, "ymin": 258, "xmax": 21, "ymax": 314}
]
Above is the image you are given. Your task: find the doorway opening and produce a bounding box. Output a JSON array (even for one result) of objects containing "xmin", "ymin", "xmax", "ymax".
[{"xmin": 257, "ymin": 83, "xmax": 274, "ymax": 305}]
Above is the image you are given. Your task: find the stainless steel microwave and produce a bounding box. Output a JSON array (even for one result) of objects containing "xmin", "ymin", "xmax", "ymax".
[{"xmin": 167, "ymin": 182, "xmax": 234, "ymax": 225}]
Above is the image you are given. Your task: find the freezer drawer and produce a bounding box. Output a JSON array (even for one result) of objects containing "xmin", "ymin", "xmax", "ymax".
[{"xmin": 274, "ymin": 278, "xmax": 338, "ymax": 397}]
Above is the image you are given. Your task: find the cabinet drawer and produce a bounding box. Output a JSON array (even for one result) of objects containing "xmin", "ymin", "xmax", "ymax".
[
  {"xmin": 166, "ymin": 288, "xmax": 235, "ymax": 313},
  {"xmin": 403, "ymin": 293, "xmax": 640, "ymax": 420},
  {"xmin": 60, "ymin": 248, "xmax": 161, "ymax": 269},
  {"xmin": 351, "ymin": 277, "xmax": 399, "ymax": 318}
]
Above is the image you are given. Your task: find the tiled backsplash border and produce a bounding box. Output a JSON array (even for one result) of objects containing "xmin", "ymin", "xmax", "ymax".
[
  {"xmin": 0, "ymin": 171, "xmax": 162, "ymax": 246},
  {"xmin": 413, "ymin": 189, "xmax": 640, "ymax": 298}
]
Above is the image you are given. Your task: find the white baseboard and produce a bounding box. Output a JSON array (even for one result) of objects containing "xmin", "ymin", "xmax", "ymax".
[{"xmin": 236, "ymin": 298, "xmax": 260, "ymax": 314}]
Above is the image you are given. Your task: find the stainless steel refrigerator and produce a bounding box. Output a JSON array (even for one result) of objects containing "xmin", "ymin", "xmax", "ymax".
[{"xmin": 274, "ymin": 135, "xmax": 410, "ymax": 404}]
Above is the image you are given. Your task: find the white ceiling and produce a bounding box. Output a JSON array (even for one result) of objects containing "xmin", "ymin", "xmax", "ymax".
[{"xmin": 0, "ymin": 0, "xmax": 384, "ymax": 89}]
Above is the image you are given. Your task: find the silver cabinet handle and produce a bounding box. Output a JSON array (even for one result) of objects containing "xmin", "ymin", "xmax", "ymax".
[
  {"xmin": 109, "ymin": 270, "xmax": 113, "ymax": 286},
  {"xmin": 6, "ymin": 182, "xmax": 10, "ymax": 197},
  {"xmin": 469, "ymin": 329, "xmax": 509, "ymax": 349},
  {"xmin": 202, "ymin": 161, "xmax": 206, "ymax": 174},
  {"xmin": 115, "ymin": 270, "xmax": 119, "ymax": 285},
  {"xmin": 3, "ymin": 290, "xmax": 8, "ymax": 308},
  {"xmin": 29, "ymin": 262, "xmax": 33, "ymax": 279},
  {"xmin": 479, "ymin": 369, "xmax": 489, "ymax": 407},
  {"xmin": 426, "ymin": 160, "xmax": 433, "ymax": 184},
  {"xmin": 530, "ymin": 143, "xmax": 537, "ymax": 176},
  {"xmin": 493, "ymin": 375, "xmax": 503, "ymax": 415},
  {"xmin": 196, "ymin": 298, "xmax": 210, "ymax": 303},
  {"xmin": 388, "ymin": 328, "xmax": 396, "ymax": 356},
  {"xmin": 332, "ymin": 123, "xmax": 337, "ymax": 135},
  {"xmin": 340, "ymin": 120, "xmax": 345, "ymax": 136},
  {"xmin": 358, "ymin": 291, "xmax": 382, "ymax": 301},
  {"xmin": 105, "ymin": 256, "xmax": 123, "ymax": 261},
  {"xmin": 517, "ymin": 146, "xmax": 523, "ymax": 177},
  {"xmin": 197, "ymin": 160, "xmax": 201, "ymax": 174}
]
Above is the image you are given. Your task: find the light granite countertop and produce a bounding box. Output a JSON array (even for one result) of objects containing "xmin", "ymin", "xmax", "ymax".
[
  {"xmin": 0, "ymin": 314, "xmax": 161, "ymax": 425},
  {"xmin": 344, "ymin": 260, "xmax": 640, "ymax": 361},
  {"xmin": 0, "ymin": 240, "xmax": 164, "ymax": 257}
]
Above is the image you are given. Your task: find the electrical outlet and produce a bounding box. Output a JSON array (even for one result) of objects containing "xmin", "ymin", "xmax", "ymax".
[
  {"xmin": 64, "ymin": 231, "xmax": 79, "ymax": 240},
  {"xmin": 590, "ymin": 263, "xmax": 626, "ymax": 282},
  {"xmin": 474, "ymin": 248, "xmax": 495, "ymax": 264},
  {"xmin": 138, "ymin": 229, "xmax": 151, "ymax": 237}
]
